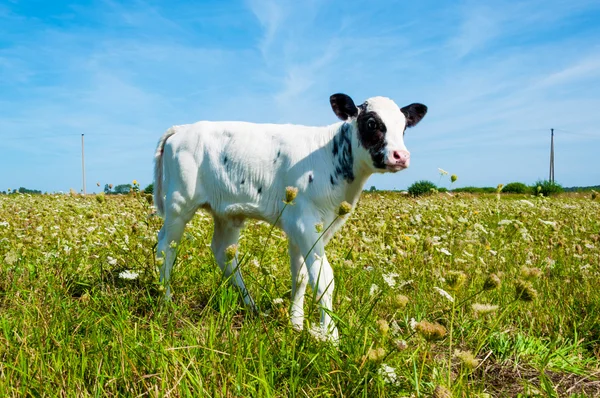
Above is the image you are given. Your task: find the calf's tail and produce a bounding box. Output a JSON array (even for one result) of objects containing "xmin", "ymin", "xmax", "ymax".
[{"xmin": 153, "ymin": 128, "xmax": 177, "ymax": 217}]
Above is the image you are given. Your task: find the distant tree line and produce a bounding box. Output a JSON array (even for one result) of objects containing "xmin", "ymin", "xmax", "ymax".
[{"xmin": 1, "ymin": 187, "xmax": 42, "ymax": 195}]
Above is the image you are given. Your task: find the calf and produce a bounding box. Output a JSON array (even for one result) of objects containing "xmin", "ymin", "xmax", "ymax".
[{"xmin": 153, "ymin": 93, "xmax": 427, "ymax": 342}]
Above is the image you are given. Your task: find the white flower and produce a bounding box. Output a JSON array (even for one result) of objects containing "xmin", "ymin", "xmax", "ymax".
[
  {"xmin": 474, "ymin": 223, "xmax": 488, "ymax": 234},
  {"xmin": 498, "ymin": 219, "xmax": 515, "ymax": 226},
  {"xmin": 308, "ymin": 325, "xmax": 328, "ymax": 342},
  {"xmin": 519, "ymin": 200, "xmax": 535, "ymax": 207},
  {"xmin": 458, "ymin": 217, "xmax": 469, "ymax": 223},
  {"xmin": 437, "ymin": 247, "xmax": 452, "ymax": 256},
  {"xmin": 118, "ymin": 270, "xmax": 139, "ymax": 280},
  {"xmin": 409, "ymin": 318, "xmax": 417, "ymax": 331},
  {"xmin": 370, "ymin": 284, "xmax": 381, "ymax": 296},
  {"xmin": 378, "ymin": 364, "xmax": 399, "ymax": 385},
  {"xmin": 272, "ymin": 298, "xmax": 284, "ymax": 305},
  {"xmin": 383, "ymin": 272, "xmax": 399, "ymax": 288},
  {"xmin": 438, "ymin": 168, "xmax": 449, "ymax": 175},
  {"xmin": 539, "ymin": 219, "xmax": 557, "ymax": 227},
  {"xmin": 434, "ymin": 287, "xmax": 455, "ymax": 303},
  {"xmin": 107, "ymin": 256, "xmax": 117, "ymax": 266},
  {"xmin": 584, "ymin": 243, "xmax": 595, "ymax": 249}
]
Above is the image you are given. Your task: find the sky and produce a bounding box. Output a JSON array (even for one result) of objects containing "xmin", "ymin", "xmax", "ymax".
[{"xmin": 1, "ymin": 0, "xmax": 599, "ymax": 193}]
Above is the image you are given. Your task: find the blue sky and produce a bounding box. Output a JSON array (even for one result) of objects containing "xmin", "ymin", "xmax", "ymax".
[{"xmin": 1, "ymin": 0, "xmax": 599, "ymax": 193}]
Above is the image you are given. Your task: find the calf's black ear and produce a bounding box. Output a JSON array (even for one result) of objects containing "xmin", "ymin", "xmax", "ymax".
[
  {"xmin": 330, "ymin": 93, "xmax": 358, "ymax": 120},
  {"xmin": 401, "ymin": 103, "xmax": 428, "ymax": 128}
]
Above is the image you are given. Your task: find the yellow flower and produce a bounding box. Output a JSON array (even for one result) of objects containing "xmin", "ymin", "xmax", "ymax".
[{"xmin": 133, "ymin": 180, "xmax": 138, "ymax": 186}]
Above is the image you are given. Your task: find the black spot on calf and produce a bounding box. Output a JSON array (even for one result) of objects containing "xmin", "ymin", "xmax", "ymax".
[
  {"xmin": 331, "ymin": 123, "xmax": 355, "ymax": 183},
  {"xmin": 309, "ymin": 174, "xmax": 314, "ymax": 183},
  {"xmin": 330, "ymin": 175, "xmax": 336, "ymax": 186},
  {"xmin": 223, "ymin": 156, "xmax": 228, "ymax": 165},
  {"xmin": 257, "ymin": 187, "xmax": 262, "ymax": 194}
]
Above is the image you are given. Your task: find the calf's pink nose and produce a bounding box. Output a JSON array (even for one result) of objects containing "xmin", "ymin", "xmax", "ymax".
[{"xmin": 390, "ymin": 150, "xmax": 410, "ymax": 167}]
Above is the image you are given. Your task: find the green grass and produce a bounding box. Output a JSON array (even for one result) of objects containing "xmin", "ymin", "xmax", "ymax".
[{"xmin": 0, "ymin": 191, "xmax": 599, "ymax": 396}]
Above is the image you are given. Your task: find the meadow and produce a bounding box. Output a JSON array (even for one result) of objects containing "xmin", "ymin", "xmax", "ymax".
[{"xmin": 0, "ymin": 190, "xmax": 598, "ymax": 397}]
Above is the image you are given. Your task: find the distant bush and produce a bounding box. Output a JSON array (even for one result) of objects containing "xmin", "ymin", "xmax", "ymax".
[
  {"xmin": 502, "ymin": 182, "xmax": 531, "ymax": 194},
  {"xmin": 408, "ymin": 180, "xmax": 437, "ymax": 197},
  {"xmin": 144, "ymin": 183, "xmax": 154, "ymax": 195},
  {"xmin": 452, "ymin": 186, "xmax": 496, "ymax": 194},
  {"xmin": 438, "ymin": 187, "xmax": 448, "ymax": 193},
  {"xmin": 532, "ymin": 180, "xmax": 563, "ymax": 197}
]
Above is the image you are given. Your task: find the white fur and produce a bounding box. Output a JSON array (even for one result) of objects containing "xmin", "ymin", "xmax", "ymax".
[{"xmin": 153, "ymin": 96, "xmax": 422, "ymax": 343}]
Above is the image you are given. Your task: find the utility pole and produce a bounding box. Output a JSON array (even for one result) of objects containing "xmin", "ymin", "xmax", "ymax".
[
  {"xmin": 82, "ymin": 134, "xmax": 86, "ymax": 195},
  {"xmin": 549, "ymin": 128, "xmax": 554, "ymax": 184}
]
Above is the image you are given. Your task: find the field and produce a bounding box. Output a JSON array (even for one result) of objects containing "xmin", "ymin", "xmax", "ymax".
[{"xmin": 0, "ymin": 191, "xmax": 599, "ymax": 397}]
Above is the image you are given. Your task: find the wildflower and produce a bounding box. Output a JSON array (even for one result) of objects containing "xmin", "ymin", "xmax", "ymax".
[
  {"xmin": 225, "ymin": 244, "xmax": 238, "ymax": 262},
  {"xmin": 472, "ymin": 303, "xmax": 499, "ymax": 316},
  {"xmin": 338, "ymin": 201, "xmax": 352, "ymax": 216},
  {"xmin": 483, "ymin": 273, "xmax": 501, "ymax": 290},
  {"xmin": 415, "ymin": 320, "xmax": 447, "ymax": 341},
  {"xmin": 539, "ymin": 219, "xmax": 557, "ymax": 227},
  {"xmin": 437, "ymin": 247, "xmax": 452, "ymax": 256},
  {"xmin": 308, "ymin": 325, "xmax": 328, "ymax": 342},
  {"xmin": 284, "ymin": 186, "xmax": 298, "ymax": 204},
  {"xmin": 434, "ymin": 287, "xmax": 455, "ymax": 303},
  {"xmin": 433, "ymin": 385, "xmax": 452, "ymax": 398},
  {"xmin": 272, "ymin": 297, "xmax": 284, "ymax": 305},
  {"xmin": 107, "ymin": 256, "xmax": 117, "ymax": 266},
  {"xmin": 392, "ymin": 294, "xmax": 409, "ymax": 309},
  {"xmin": 366, "ymin": 347, "xmax": 386, "ymax": 361},
  {"xmin": 377, "ymin": 363, "xmax": 399, "ymax": 385},
  {"xmin": 515, "ymin": 279, "xmax": 537, "ymax": 302},
  {"xmin": 314, "ymin": 222, "xmax": 324, "ymax": 233},
  {"xmin": 454, "ymin": 349, "xmax": 480, "ymax": 370},
  {"xmin": 382, "ymin": 272, "xmax": 398, "ymax": 288},
  {"xmin": 438, "ymin": 168, "xmax": 449, "ymax": 175},
  {"xmin": 450, "ymin": 174, "xmax": 458, "ymax": 183},
  {"xmin": 496, "ymin": 184, "xmax": 504, "ymax": 193},
  {"xmin": 0, "ymin": 221, "xmax": 9, "ymax": 227},
  {"xmin": 118, "ymin": 270, "xmax": 139, "ymax": 280},
  {"xmin": 409, "ymin": 318, "xmax": 417, "ymax": 331},
  {"xmin": 520, "ymin": 266, "xmax": 542, "ymax": 280},
  {"xmin": 445, "ymin": 270, "xmax": 467, "ymax": 290},
  {"xmin": 376, "ymin": 319, "xmax": 389, "ymax": 335},
  {"xmin": 369, "ymin": 284, "xmax": 380, "ymax": 296},
  {"xmin": 394, "ymin": 339, "xmax": 408, "ymax": 350},
  {"xmin": 132, "ymin": 180, "xmax": 138, "ymax": 186}
]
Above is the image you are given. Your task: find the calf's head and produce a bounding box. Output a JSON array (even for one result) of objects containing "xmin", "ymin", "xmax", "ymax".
[{"xmin": 330, "ymin": 93, "xmax": 427, "ymax": 172}]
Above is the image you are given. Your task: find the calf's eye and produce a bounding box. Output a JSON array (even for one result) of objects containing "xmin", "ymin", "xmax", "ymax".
[{"xmin": 367, "ymin": 119, "xmax": 377, "ymax": 130}]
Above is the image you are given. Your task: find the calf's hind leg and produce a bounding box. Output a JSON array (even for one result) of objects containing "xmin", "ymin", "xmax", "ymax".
[{"xmin": 156, "ymin": 192, "xmax": 197, "ymax": 299}]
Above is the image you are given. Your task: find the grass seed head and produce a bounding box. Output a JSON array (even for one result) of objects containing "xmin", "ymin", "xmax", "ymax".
[
  {"xmin": 454, "ymin": 349, "xmax": 480, "ymax": 370},
  {"xmin": 284, "ymin": 186, "xmax": 298, "ymax": 204},
  {"xmin": 445, "ymin": 270, "xmax": 467, "ymax": 290},
  {"xmin": 433, "ymin": 385, "xmax": 452, "ymax": 398},
  {"xmin": 515, "ymin": 279, "xmax": 537, "ymax": 302},
  {"xmin": 451, "ymin": 174, "xmax": 458, "ymax": 183},
  {"xmin": 225, "ymin": 244, "xmax": 238, "ymax": 262},
  {"xmin": 415, "ymin": 320, "xmax": 447, "ymax": 341},
  {"xmin": 483, "ymin": 273, "xmax": 501, "ymax": 290},
  {"xmin": 338, "ymin": 201, "xmax": 352, "ymax": 216},
  {"xmin": 472, "ymin": 303, "xmax": 499, "ymax": 317},
  {"xmin": 376, "ymin": 319, "xmax": 389, "ymax": 335},
  {"xmin": 366, "ymin": 347, "xmax": 386, "ymax": 362},
  {"xmin": 392, "ymin": 294, "xmax": 409, "ymax": 309},
  {"xmin": 520, "ymin": 266, "xmax": 542, "ymax": 280}
]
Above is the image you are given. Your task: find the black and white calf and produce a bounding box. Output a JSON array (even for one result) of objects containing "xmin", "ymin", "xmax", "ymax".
[{"xmin": 153, "ymin": 93, "xmax": 427, "ymax": 342}]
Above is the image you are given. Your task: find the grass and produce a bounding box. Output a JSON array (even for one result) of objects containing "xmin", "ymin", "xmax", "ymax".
[{"xmin": 0, "ymin": 191, "xmax": 599, "ymax": 396}]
